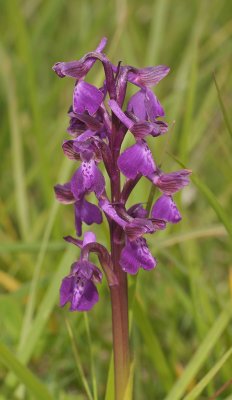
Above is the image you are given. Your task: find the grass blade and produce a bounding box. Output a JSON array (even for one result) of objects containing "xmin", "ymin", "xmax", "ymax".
[
  {"xmin": 18, "ymin": 157, "xmax": 72, "ymax": 353},
  {"xmin": 19, "ymin": 247, "xmax": 76, "ymax": 364},
  {"xmin": 191, "ymin": 173, "xmax": 232, "ymax": 239},
  {"xmin": 133, "ymin": 297, "xmax": 174, "ymax": 390},
  {"xmin": 164, "ymin": 301, "xmax": 232, "ymax": 400},
  {"xmin": 213, "ymin": 73, "xmax": 232, "ymax": 141},
  {"xmin": 123, "ymin": 361, "xmax": 134, "ymax": 400},
  {"xmin": 146, "ymin": 0, "xmax": 170, "ymax": 64},
  {"xmin": 105, "ymin": 353, "xmax": 114, "ymax": 400},
  {"xmin": 84, "ymin": 313, "xmax": 98, "ymax": 400},
  {"xmin": 0, "ymin": 341, "xmax": 53, "ymax": 400},
  {"xmin": 169, "ymin": 154, "xmax": 232, "ymax": 240},
  {"xmin": 183, "ymin": 347, "xmax": 232, "ymax": 400},
  {"xmin": 65, "ymin": 318, "xmax": 94, "ymax": 400},
  {"xmin": 0, "ymin": 45, "xmax": 30, "ymax": 240}
]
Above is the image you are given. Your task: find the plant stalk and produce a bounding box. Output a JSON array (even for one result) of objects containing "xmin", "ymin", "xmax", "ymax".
[
  {"xmin": 108, "ymin": 108, "xmax": 130, "ymax": 399},
  {"xmin": 110, "ymin": 230, "xmax": 130, "ymax": 400}
]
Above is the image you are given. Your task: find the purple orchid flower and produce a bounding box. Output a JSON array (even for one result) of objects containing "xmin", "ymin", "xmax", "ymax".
[
  {"xmin": 53, "ymin": 37, "xmax": 191, "ymax": 312},
  {"xmin": 53, "ymin": 38, "xmax": 191, "ymax": 398},
  {"xmin": 60, "ymin": 260, "xmax": 102, "ymax": 311},
  {"xmin": 60, "ymin": 231, "xmax": 102, "ymax": 311},
  {"xmin": 120, "ymin": 237, "xmax": 156, "ymax": 275}
]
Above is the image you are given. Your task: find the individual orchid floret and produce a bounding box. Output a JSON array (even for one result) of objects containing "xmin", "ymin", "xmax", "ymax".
[
  {"xmin": 60, "ymin": 231, "xmax": 102, "ymax": 311},
  {"xmin": 60, "ymin": 259, "xmax": 102, "ymax": 311},
  {"xmin": 99, "ymin": 198, "xmax": 166, "ymax": 240},
  {"xmin": 151, "ymin": 195, "xmax": 181, "ymax": 223},
  {"xmin": 120, "ymin": 237, "xmax": 156, "ymax": 275},
  {"xmin": 52, "ymin": 37, "xmax": 107, "ymax": 78}
]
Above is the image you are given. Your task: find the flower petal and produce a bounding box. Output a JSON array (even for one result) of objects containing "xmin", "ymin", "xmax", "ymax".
[
  {"xmin": 74, "ymin": 198, "xmax": 102, "ymax": 236},
  {"xmin": 125, "ymin": 217, "xmax": 157, "ymax": 240},
  {"xmin": 69, "ymin": 275, "xmax": 87, "ymax": 311},
  {"xmin": 120, "ymin": 238, "xmax": 156, "ymax": 274},
  {"xmin": 81, "ymin": 199, "xmax": 102, "ymax": 225},
  {"xmin": 73, "ymin": 81, "xmax": 104, "ymax": 116},
  {"xmin": 52, "ymin": 37, "xmax": 107, "ymax": 79},
  {"xmin": 127, "ymin": 203, "xmax": 147, "ymax": 218},
  {"xmin": 151, "ymin": 195, "xmax": 181, "ymax": 223},
  {"xmin": 71, "ymin": 260, "xmax": 102, "ymax": 282},
  {"xmin": 99, "ymin": 198, "xmax": 127, "ymax": 228},
  {"xmin": 71, "ymin": 160, "xmax": 105, "ymax": 199},
  {"xmin": 67, "ymin": 116, "xmax": 86, "ymax": 136},
  {"xmin": 127, "ymin": 89, "xmax": 165, "ymax": 120},
  {"xmin": 128, "ymin": 65, "xmax": 170, "ymax": 88},
  {"xmin": 62, "ymin": 140, "xmax": 81, "ymax": 160},
  {"xmin": 127, "ymin": 90, "xmax": 147, "ymax": 120},
  {"xmin": 83, "ymin": 231, "xmax": 96, "ymax": 246},
  {"xmin": 73, "ymin": 281, "xmax": 99, "ymax": 311},
  {"xmin": 118, "ymin": 140, "xmax": 156, "ymax": 179},
  {"xmin": 108, "ymin": 99, "xmax": 133, "ymax": 129},
  {"xmin": 153, "ymin": 169, "xmax": 191, "ymax": 194},
  {"xmin": 60, "ymin": 276, "xmax": 74, "ymax": 307},
  {"xmin": 54, "ymin": 182, "xmax": 75, "ymax": 204},
  {"xmin": 145, "ymin": 88, "xmax": 165, "ymax": 118}
]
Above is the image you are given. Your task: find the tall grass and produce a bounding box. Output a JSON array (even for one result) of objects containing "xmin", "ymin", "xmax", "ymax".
[{"xmin": 0, "ymin": 0, "xmax": 232, "ymax": 399}]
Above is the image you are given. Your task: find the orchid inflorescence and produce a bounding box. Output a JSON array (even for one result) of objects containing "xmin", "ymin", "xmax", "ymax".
[{"xmin": 53, "ymin": 37, "xmax": 191, "ymax": 313}]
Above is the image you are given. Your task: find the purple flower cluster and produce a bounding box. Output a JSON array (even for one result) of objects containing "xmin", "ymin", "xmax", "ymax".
[{"xmin": 53, "ymin": 38, "xmax": 191, "ymax": 312}]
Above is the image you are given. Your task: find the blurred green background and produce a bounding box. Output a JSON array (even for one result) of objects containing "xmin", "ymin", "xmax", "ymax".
[{"xmin": 1, "ymin": 0, "xmax": 232, "ymax": 399}]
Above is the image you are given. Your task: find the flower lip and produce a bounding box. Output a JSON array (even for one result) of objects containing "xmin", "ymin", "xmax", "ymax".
[
  {"xmin": 120, "ymin": 237, "xmax": 157, "ymax": 274},
  {"xmin": 71, "ymin": 160, "xmax": 105, "ymax": 200}
]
